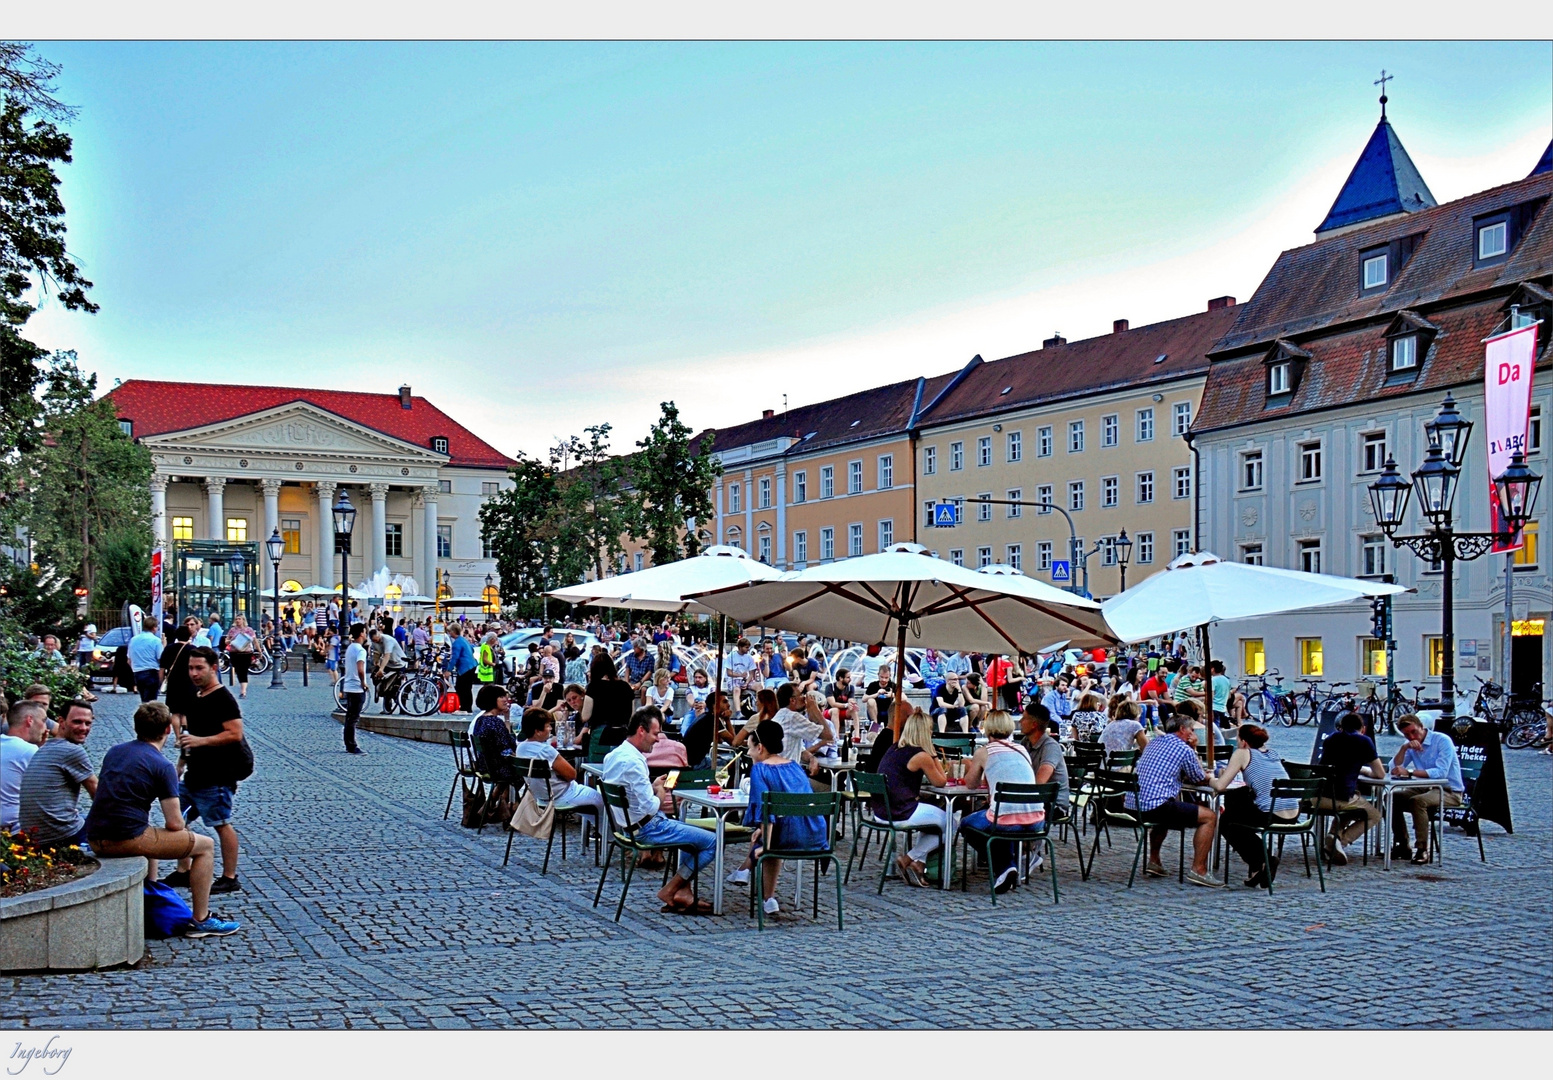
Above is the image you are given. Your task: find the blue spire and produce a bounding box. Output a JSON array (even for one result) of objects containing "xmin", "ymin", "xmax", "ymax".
[
  {"xmin": 1531, "ymin": 139, "xmax": 1552, "ymax": 177},
  {"xmin": 1316, "ymin": 117, "xmax": 1437, "ymax": 234}
]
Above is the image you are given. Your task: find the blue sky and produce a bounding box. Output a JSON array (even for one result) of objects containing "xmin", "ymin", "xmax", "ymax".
[{"xmin": 25, "ymin": 41, "xmax": 1553, "ymax": 456}]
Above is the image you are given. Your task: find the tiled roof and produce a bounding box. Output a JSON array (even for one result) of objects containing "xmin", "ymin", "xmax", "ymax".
[
  {"xmin": 916, "ymin": 305, "xmax": 1239, "ymax": 428},
  {"xmin": 713, "ymin": 372, "xmax": 957, "ymax": 457},
  {"xmin": 1315, "ymin": 117, "xmax": 1437, "ymax": 234},
  {"xmin": 104, "ymin": 380, "xmax": 514, "ymax": 469},
  {"xmin": 1215, "ymin": 171, "xmax": 1553, "ymax": 355}
]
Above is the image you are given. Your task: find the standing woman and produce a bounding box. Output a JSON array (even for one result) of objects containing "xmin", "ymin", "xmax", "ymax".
[
  {"xmin": 159, "ymin": 625, "xmax": 196, "ymax": 732},
  {"xmin": 225, "ymin": 616, "xmax": 258, "ymax": 699},
  {"xmin": 579, "ymin": 653, "xmax": 634, "ymax": 752}
]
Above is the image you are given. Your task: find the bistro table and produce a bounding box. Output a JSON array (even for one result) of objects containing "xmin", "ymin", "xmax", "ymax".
[
  {"xmin": 1358, "ymin": 774, "xmax": 1454, "ymax": 870},
  {"xmin": 921, "ymin": 783, "xmax": 989, "ymax": 889},
  {"xmin": 672, "ymin": 788, "xmax": 750, "ymax": 916}
]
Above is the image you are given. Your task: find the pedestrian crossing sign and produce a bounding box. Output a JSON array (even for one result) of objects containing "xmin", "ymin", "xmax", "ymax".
[
  {"xmin": 932, "ymin": 503, "xmax": 958, "ymax": 528},
  {"xmin": 1050, "ymin": 560, "xmax": 1071, "ymax": 582}
]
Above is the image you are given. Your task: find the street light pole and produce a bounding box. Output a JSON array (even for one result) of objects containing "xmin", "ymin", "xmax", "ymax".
[
  {"xmin": 963, "ymin": 496, "xmax": 1086, "ymax": 596},
  {"xmin": 332, "ymin": 490, "xmax": 357, "ymax": 633},
  {"xmin": 1116, "ymin": 528, "xmax": 1133, "ymax": 593},
  {"xmin": 266, "ymin": 528, "xmax": 285, "ymax": 690}
]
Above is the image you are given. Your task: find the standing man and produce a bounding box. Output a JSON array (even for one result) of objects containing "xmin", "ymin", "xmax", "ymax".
[
  {"xmin": 206, "ymin": 610, "xmax": 224, "ymax": 652},
  {"xmin": 447, "ymin": 626, "xmax": 478, "ymax": 713},
  {"xmin": 621, "ymin": 637, "xmax": 657, "ymax": 702},
  {"xmin": 167, "ymin": 647, "xmax": 247, "ymax": 894},
  {"xmin": 127, "ymin": 617, "xmax": 165, "ymax": 704},
  {"xmin": 18, "ymin": 699, "xmax": 98, "ymax": 849},
  {"xmin": 75, "ymin": 624, "xmax": 100, "ymax": 669},
  {"xmin": 341, "ymin": 623, "xmax": 369, "ymax": 755},
  {"xmin": 1, "ymin": 701, "xmax": 48, "ymax": 831}
]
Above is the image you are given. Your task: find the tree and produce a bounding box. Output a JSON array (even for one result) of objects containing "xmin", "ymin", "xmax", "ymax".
[
  {"xmin": 479, "ymin": 454, "xmax": 563, "ymax": 605},
  {"xmin": 93, "ymin": 526, "xmax": 153, "ymax": 614},
  {"xmin": 629, "ymin": 401, "xmax": 722, "ymax": 564},
  {"xmin": 556, "ymin": 424, "xmax": 634, "ymax": 583}
]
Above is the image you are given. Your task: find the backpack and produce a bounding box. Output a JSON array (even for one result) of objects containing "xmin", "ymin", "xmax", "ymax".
[{"xmin": 144, "ymin": 879, "xmax": 195, "ymax": 938}]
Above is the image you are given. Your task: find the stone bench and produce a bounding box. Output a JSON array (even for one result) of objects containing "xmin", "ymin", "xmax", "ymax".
[{"xmin": 1, "ymin": 856, "xmax": 147, "ymax": 973}]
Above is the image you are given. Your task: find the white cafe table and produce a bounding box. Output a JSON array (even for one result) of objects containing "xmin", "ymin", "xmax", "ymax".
[
  {"xmin": 671, "ymin": 788, "xmax": 750, "ymax": 916},
  {"xmin": 921, "ymin": 784, "xmax": 989, "ymax": 889},
  {"xmin": 1358, "ymin": 775, "xmax": 1454, "ymax": 870}
]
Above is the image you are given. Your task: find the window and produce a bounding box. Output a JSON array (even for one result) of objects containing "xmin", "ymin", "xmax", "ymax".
[
  {"xmin": 1513, "ymin": 521, "xmax": 1539, "ymax": 569},
  {"xmin": 1006, "ymin": 544, "xmax": 1022, "ymax": 571},
  {"xmin": 1531, "ymin": 407, "xmax": 1542, "ymax": 454},
  {"xmin": 759, "ymin": 534, "xmax": 771, "ymax": 563},
  {"xmin": 1173, "ymin": 402, "xmax": 1191, "ymax": 436},
  {"xmin": 1099, "ymin": 536, "xmax": 1117, "ymax": 566},
  {"xmin": 1298, "ymin": 538, "xmax": 1321, "ymax": 574},
  {"xmin": 1068, "ymin": 480, "xmax": 1085, "ymax": 512},
  {"xmin": 1298, "ymin": 637, "xmax": 1324, "ymax": 677},
  {"xmin": 758, "ymin": 477, "xmax": 771, "ymax": 508},
  {"xmin": 436, "ymin": 524, "xmax": 452, "ymax": 559},
  {"xmin": 431, "ymin": 436, "xmax": 449, "ymax": 455},
  {"xmin": 848, "ymin": 461, "xmax": 863, "ymax": 494},
  {"xmin": 1361, "ymin": 534, "xmax": 1386, "ymax": 577},
  {"xmin": 820, "ymin": 527, "xmax": 835, "ymax": 561},
  {"xmin": 1361, "ymin": 638, "xmax": 1387, "ymax": 677},
  {"xmin": 1361, "ymin": 432, "xmax": 1387, "ymax": 473},
  {"xmin": 171, "ymin": 516, "xmax": 194, "ymax": 542},
  {"xmin": 1268, "ymin": 361, "xmax": 1291, "ymax": 396},
  {"xmin": 794, "ymin": 471, "xmax": 807, "ymax": 503},
  {"xmin": 1240, "ymin": 451, "xmax": 1263, "ymax": 491},
  {"xmin": 922, "ymin": 447, "xmax": 936, "ymax": 475},
  {"xmin": 923, "ymin": 500, "xmax": 936, "ymax": 527},
  {"xmin": 1136, "ymin": 532, "xmax": 1154, "ymax": 564},
  {"xmin": 848, "ymin": 523, "xmax": 863, "ymax": 557},
  {"xmin": 1242, "ymin": 639, "xmax": 1266, "ymax": 677},
  {"xmin": 1172, "ymin": 529, "xmax": 1192, "ymax": 558},
  {"xmin": 482, "ymin": 481, "xmax": 500, "ymax": 496},
  {"xmin": 482, "ymin": 534, "xmax": 497, "ymax": 559},
  {"xmin": 1006, "ymin": 489, "xmax": 1021, "ymax": 519},
  {"xmin": 793, "ymin": 531, "xmax": 808, "ymax": 564},
  {"xmin": 1362, "ymin": 251, "xmax": 1388, "ymax": 290},
  {"xmin": 1241, "ymin": 543, "xmax": 1264, "ymax": 566},
  {"xmin": 1426, "ymin": 635, "xmax": 1445, "ymax": 677},
  {"xmin": 950, "ymin": 442, "xmax": 964, "ymax": 471},
  {"xmin": 1136, "ymin": 408, "xmax": 1154, "ymax": 442},
  {"xmin": 1036, "ymin": 484, "xmax": 1053, "ymax": 514},
  {"xmin": 438, "ymin": 479, "xmax": 452, "ymax": 494},
  {"xmin": 728, "ymin": 483, "xmax": 742, "ymax": 514},
  {"xmin": 1172, "ymin": 467, "xmax": 1192, "ymax": 500},
  {"xmin": 974, "ymin": 437, "xmax": 990, "ymax": 467},
  {"xmin": 1478, "ymin": 220, "xmax": 1508, "ymax": 260},
  {"xmin": 952, "ymin": 497, "xmax": 965, "ymax": 523},
  {"xmin": 1036, "ymin": 541, "xmax": 1053, "ymax": 571},
  {"xmin": 949, "ymin": 548, "xmax": 964, "ymax": 567},
  {"xmin": 1102, "ymin": 476, "xmax": 1119, "ymax": 507},
  {"xmin": 1136, "ymin": 471, "xmax": 1154, "ymax": 504},
  {"xmin": 977, "ymin": 494, "xmax": 993, "ymax": 522},
  {"xmin": 385, "ymin": 522, "xmax": 403, "ymax": 557},
  {"xmin": 878, "ymin": 455, "xmax": 893, "ymax": 490},
  {"xmin": 1390, "ymin": 334, "xmax": 1418, "ymax": 373},
  {"xmin": 118, "ymin": 419, "xmax": 133, "ymax": 437},
  {"xmin": 1006, "ymin": 430, "xmax": 1022, "ymax": 462},
  {"xmin": 878, "ymin": 520, "xmax": 894, "ymax": 549},
  {"xmin": 226, "ymin": 517, "xmax": 248, "ymax": 542},
  {"xmin": 1068, "ymin": 420, "xmax": 1085, "ymax": 453},
  {"xmin": 977, "ymin": 546, "xmax": 992, "ymax": 568},
  {"xmin": 281, "ymin": 518, "xmax": 302, "ymax": 554},
  {"xmin": 820, "ymin": 466, "xmax": 834, "ymax": 499},
  {"xmin": 1299, "ymin": 441, "xmax": 1323, "ymax": 482},
  {"xmin": 1101, "ymin": 414, "xmax": 1119, "ymax": 447},
  {"xmin": 634, "ymin": 552, "xmax": 645, "ymax": 572},
  {"xmin": 1037, "ymin": 426, "xmax": 1053, "ymax": 457}
]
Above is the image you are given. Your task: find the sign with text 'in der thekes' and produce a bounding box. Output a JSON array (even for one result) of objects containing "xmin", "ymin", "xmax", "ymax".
[{"xmin": 1484, "ymin": 322, "xmax": 1539, "ymax": 553}]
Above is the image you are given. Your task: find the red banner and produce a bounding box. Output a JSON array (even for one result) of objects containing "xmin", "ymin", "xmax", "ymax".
[
  {"xmin": 1484, "ymin": 323, "xmax": 1539, "ymax": 553},
  {"xmin": 150, "ymin": 546, "xmax": 164, "ymax": 632}
]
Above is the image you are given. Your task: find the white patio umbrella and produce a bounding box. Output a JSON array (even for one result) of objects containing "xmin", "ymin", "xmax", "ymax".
[{"xmin": 687, "ymin": 543, "xmax": 1116, "ymax": 732}]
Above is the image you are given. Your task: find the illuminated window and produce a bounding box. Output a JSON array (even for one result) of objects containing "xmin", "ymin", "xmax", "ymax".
[
  {"xmin": 172, "ymin": 516, "xmax": 194, "ymax": 542},
  {"xmin": 1426, "ymin": 636, "xmax": 1444, "ymax": 678},
  {"xmin": 1298, "ymin": 637, "xmax": 1324, "ymax": 677},
  {"xmin": 226, "ymin": 517, "xmax": 248, "ymax": 542},
  {"xmin": 281, "ymin": 518, "xmax": 302, "ymax": 554},
  {"xmin": 1361, "ymin": 637, "xmax": 1387, "ymax": 677},
  {"xmin": 1241, "ymin": 638, "xmax": 1265, "ymax": 677},
  {"xmin": 1513, "ymin": 521, "xmax": 1539, "ymax": 569}
]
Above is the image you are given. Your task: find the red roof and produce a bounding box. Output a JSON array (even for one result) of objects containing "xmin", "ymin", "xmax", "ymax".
[{"xmin": 104, "ymin": 380, "xmax": 514, "ymax": 470}]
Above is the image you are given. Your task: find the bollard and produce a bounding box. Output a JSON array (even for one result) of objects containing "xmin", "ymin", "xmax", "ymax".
[{"xmin": 302, "ymin": 654, "xmax": 309, "ymax": 687}]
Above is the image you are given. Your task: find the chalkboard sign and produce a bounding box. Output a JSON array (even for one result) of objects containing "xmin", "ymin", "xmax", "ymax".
[
  {"xmin": 1445, "ymin": 721, "xmax": 1513, "ymax": 835},
  {"xmin": 1309, "ymin": 699, "xmax": 1348, "ymax": 764}
]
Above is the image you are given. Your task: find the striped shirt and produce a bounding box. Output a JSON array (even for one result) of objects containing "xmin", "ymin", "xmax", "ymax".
[
  {"xmin": 1240, "ymin": 747, "xmax": 1298, "ymax": 814},
  {"xmin": 1128, "ymin": 733, "xmax": 1206, "ymax": 812}
]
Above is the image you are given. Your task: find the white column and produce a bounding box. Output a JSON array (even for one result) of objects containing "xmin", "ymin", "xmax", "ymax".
[
  {"xmin": 150, "ymin": 474, "xmax": 168, "ymax": 546},
  {"xmin": 259, "ymin": 479, "xmax": 282, "ymax": 590},
  {"xmin": 422, "ymin": 485, "xmax": 440, "ymax": 597},
  {"xmin": 369, "ymin": 483, "xmax": 389, "ymax": 577},
  {"xmin": 775, "ymin": 464, "xmax": 788, "ymax": 567},
  {"xmin": 714, "ymin": 482, "xmax": 724, "ymax": 545},
  {"xmin": 205, "ymin": 477, "xmax": 226, "ymax": 540},
  {"xmin": 743, "ymin": 468, "xmax": 754, "ymax": 550},
  {"xmin": 315, "ymin": 481, "xmax": 336, "ymax": 588}
]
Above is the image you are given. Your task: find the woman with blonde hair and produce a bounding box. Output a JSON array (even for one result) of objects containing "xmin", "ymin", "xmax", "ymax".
[
  {"xmin": 869, "ymin": 707, "xmax": 950, "ymax": 887},
  {"xmin": 960, "ymin": 709, "xmax": 1044, "ymax": 893}
]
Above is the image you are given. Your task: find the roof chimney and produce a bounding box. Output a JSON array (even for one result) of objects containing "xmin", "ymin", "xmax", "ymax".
[
  {"xmin": 1042, "ymin": 333, "xmax": 1066, "ymax": 349},
  {"xmin": 1207, "ymin": 296, "xmax": 1236, "ymax": 312},
  {"xmin": 398, "ymin": 384, "xmax": 413, "ymax": 409},
  {"xmin": 762, "ymin": 409, "xmax": 774, "ymax": 420},
  {"xmin": 1113, "ymin": 319, "xmax": 1129, "ymax": 334}
]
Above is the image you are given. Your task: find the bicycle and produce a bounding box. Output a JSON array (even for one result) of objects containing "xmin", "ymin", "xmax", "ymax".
[
  {"xmin": 1278, "ymin": 680, "xmax": 1324, "ymax": 726},
  {"xmin": 1505, "ymin": 701, "xmax": 1553, "ymax": 750}
]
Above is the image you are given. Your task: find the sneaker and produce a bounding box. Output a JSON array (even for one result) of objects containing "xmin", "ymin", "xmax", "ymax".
[
  {"xmin": 185, "ymin": 915, "xmax": 242, "ymax": 938},
  {"xmin": 1143, "ymin": 860, "xmax": 1167, "ymax": 878},
  {"xmin": 161, "ymin": 869, "xmax": 191, "ymax": 890},
  {"xmin": 1185, "ymin": 869, "xmax": 1223, "ymax": 889},
  {"xmin": 993, "ymin": 867, "xmax": 1019, "ymax": 894},
  {"xmin": 763, "ymin": 897, "xmax": 780, "ymax": 915},
  {"xmin": 726, "ymin": 868, "xmax": 750, "ymax": 886},
  {"xmin": 210, "ymin": 875, "xmax": 243, "ymax": 895},
  {"xmin": 1030, "ymin": 853, "xmax": 1044, "ymax": 871},
  {"xmin": 1325, "ymin": 836, "xmax": 1349, "ymax": 866},
  {"xmin": 347, "ymin": 747, "xmax": 367, "ymax": 755}
]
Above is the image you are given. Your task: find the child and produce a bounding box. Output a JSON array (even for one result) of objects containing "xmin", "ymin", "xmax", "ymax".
[{"xmin": 726, "ymin": 719, "xmax": 827, "ymax": 919}]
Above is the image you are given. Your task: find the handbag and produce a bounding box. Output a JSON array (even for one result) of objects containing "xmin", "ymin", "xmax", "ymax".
[
  {"xmin": 510, "ymin": 788, "xmax": 556, "ymax": 839},
  {"xmin": 460, "ymin": 782, "xmax": 487, "ymax": 829},
  {"xmin": 144, "ymin": 879, "xmax": 195, "ymax": 938}
]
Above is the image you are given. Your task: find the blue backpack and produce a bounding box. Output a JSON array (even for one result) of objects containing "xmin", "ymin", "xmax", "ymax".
[{"xmin": 144, "ymin": 879, "xmax": 195, "ymax": 938}]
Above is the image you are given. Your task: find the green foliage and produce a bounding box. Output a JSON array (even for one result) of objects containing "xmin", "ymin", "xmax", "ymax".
[
  {"xmin": 0, "ymin": 560, "xmax": 75, "ymax": 636},
  {"xmin": 0, "ymin": 612, "xmax": 88, "ymax": 707},
  {"xmin": 629, "ymin": 401, "xmax": 722, "ymax": 564},
  {"xmin": 93, "ymin": 525, "xmax": 153, "ymax": 613},
  {"xmin": 556, "ymin": 424, "xmax": 634, "ymax": 584},
  {"xmin": 479, "ymin": 454, "xmax": 563, "ymax": 605}
]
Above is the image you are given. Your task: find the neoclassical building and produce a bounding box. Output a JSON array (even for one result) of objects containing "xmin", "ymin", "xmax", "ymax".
[{"xmin": 105, "ymin": 381, "xmax": 513, "ymax": 597}]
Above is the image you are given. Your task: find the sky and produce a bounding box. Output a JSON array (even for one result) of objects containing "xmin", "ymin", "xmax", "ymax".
[{"xmin": 21, "ymin": 40, "xmax": 1553, "ymax": 460}]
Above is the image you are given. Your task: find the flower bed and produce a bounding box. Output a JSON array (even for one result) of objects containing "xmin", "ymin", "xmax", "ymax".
[{"xmin": 1, "ymin": 828, "xmax": 96, "ymax": 898}]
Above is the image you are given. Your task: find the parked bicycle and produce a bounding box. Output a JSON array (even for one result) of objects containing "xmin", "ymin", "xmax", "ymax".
[
  {"xmin": 1239, "ymin": 669, "xmax": 1296, "ymax": 725},
  {"xmin": 1505, "ymin": 701, "xmax": 1553, "ymax": 750},
  {"xmin": 1276, "ymin": 679, "xmax": 1325, "ymax": 726}
]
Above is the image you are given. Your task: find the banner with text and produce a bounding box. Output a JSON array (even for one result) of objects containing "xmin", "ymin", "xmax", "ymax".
[
  {"xmin": 150, "ymin": 546, "xmax": 164, "ymax": 633},
  {"xmin": 1484, "ymin": 323, "xmax": 1539, "ymax": 554}
]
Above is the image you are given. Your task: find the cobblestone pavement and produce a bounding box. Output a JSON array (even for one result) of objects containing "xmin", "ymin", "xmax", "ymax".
[{"xmin": 3, "ymin": 683, "xmax": 1550, "ymax": 1029}]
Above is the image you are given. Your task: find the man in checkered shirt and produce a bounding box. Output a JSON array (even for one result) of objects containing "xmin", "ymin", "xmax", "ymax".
[{"xmin": 1125, "ymin": 704, "xmax": 1221, "ymax": 887}]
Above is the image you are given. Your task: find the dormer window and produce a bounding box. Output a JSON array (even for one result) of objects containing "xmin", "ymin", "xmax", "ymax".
[
  {"xmin": 1478, "ymin": 220, "xmax": 1507, "ymax": 260},
  {"xmin": 1268, "ymin": 362, "xmax": 1291, "ymax": 395},
  {"xmin": 431, "ymin": 436, "xmax": 449, "ymax": 454},
  {"xmin": 1390, "ymin": 334, "xmax": 1418, "ymax": 372},
  {"xmin": 1361, "ymin": 250, "xmax": 1388, "ymax": 291},
  {"xmin": 1382, "ymin": 309, "xmax": 1437, "ymax": 382},
  {"xmin": 118, "ymin": 419, "xmax": 133, "ymax": 437},
  {"xmin": 1263, "ymin": 338, "xmax": 1310, "ymax": 403}
]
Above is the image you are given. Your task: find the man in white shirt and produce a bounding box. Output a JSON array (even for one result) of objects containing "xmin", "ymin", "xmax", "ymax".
[
  {"xmin": 722, "ymin": 637, "xmax": 758, "ymax": 696},
  {"xmin": 772, "ymin": 682, "xmax": 833, "ymax": 772},
  {"xmin": 600, "ymin": 707, "xmax": 717, "ymax": 914},
  {"xmin": 340, "ymin": 623, "xmax": 368, "ymax": 755},
  {"xmin": 1, "ymin": 701, "xmax": 48, "ymax": 830}
]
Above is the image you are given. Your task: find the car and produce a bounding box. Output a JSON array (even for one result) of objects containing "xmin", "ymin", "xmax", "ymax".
[
  {"xmin": 86, "ymin": 626, "xmax": 135, "ymax": 685},
  {"xmin": 497, "ymin": 628, "xmax": 602, "ymax": 674}
]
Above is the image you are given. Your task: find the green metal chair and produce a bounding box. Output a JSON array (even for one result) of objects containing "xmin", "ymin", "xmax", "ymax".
[
  {"xmin": 932, "ymin": 736, "xmax": 975, "ymax": 759},
  {"xmin": 749, "ymin": 791, "xmax": 844, "ymax": 930},
  {"xmin": 592, "ymin": 781, "xmax": 701, "ymax": 922},
  {"xmin": 1088, "ymin": 768, "xmax": 1191, "ymax": 886},
  {"xmin": 1106, "ymin": 748, "xmax": 1139, "ymax": 771},
  {"xmin": 1219, "ymin": 777, "xmax": 1327, "ymax": 894},
  {"xmin": 503, "ymin": 756, "xmax": 599, "ymax": 873},
  {"xmin": 957, "ymin": 781, "xmax": 1060, "ymax": 904},
  {"xmin": 444, "ymin": 730, "xmax": 481, "ymax": 820},
  {"xmin": 844, "ymin": 770, "xmax": 923, "ymax": 894}
]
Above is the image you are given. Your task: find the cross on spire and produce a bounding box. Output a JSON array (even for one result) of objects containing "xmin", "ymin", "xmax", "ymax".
[{"xmin": 1375, "ymin": 69, "xmax": 1393, "ymax": 119}]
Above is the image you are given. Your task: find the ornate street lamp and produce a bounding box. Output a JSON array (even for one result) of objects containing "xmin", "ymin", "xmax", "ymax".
[
  {"xmin": 1424, "ymin": 392, "xmax": 1473, "ymax": 469},
  {"xmin": 333, "ymin": 490, "xmax": 356, "ymax": 630},
  {"xmin": 1494, "ymin": 451, "xmax": 1542, "ymax": 533},
  {"xmin": 265, "ymin": 528, "xmax": 286, "ymax": 690},
  {"xmin": 1368, "ymin": 456, "xmax": 1411, "ymax": 535},
  {"xmin": 1410, "ymin": 444, "xmax": 1459, "ymax": 527},
  {"xmin": 1115, "ymin": 529, "xmax": 1134, "ymax": 592}
]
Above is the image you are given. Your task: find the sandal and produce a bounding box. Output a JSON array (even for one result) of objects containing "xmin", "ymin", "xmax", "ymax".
[{"xmin": 1410, "ymin": 848, "xmax": 1431, "ymax": 864}]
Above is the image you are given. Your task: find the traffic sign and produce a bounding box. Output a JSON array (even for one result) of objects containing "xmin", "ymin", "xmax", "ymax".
[
  {"xmin": 1050, "ymin": 560, "xmax": 1071, "ymax": 582},
  {"xmin": 932, "ymin": 503, "xmax": 958, "ymax": 528}
]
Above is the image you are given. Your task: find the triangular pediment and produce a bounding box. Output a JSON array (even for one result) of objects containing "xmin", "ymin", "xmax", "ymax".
[{"xmin": 140, "ymin": 401, "xmax": 448, "ymax": 462}]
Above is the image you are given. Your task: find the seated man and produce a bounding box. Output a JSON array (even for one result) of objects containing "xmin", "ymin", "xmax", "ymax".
[
  {"xmin": 933, "ymin": 670, "xmax": 970, "ymax": 733},
  {"xmin": 1, "ymin": 700, "xmax": 48, "ymax": 831},
  {"xmin": 1127, "ymin": 711, "xmax": 1221, "ymax": 888},
  {"xmin": 1315, "ymin": 711, "xmax": 1386, "ymax": 865},
  {"xmin": 600, "ymin": 707, "xmax": 718, "ymax": 914},
  {"xmin": 1389, "ymin": 714, "xmax": 1465, "ymax": 864},
  {"xmin": 773, "ymin": 681, "xmax": 834, "ymax": 775},
  {"xmin": 83, "ymin": 702, "xmax": 241, "ymax": 937},
  {"xmin": 824, "ymin": 668, "xmax": 861, "ymax": 741},
  {"xmin": 18, "ymin": 698, "xmax": 98, "ymax": 849}
]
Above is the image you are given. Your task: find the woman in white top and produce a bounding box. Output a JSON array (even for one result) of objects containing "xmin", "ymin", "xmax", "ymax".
[
  {"xmin": 225, "ymin": 615, "xmax": 259, "ymax": 698},
  {"xmin": 959, "ymin": 710, "xmax": 1044, "ymax": 893},
  {"xmin": 512, "ymin": 708, "xmax": 605, "ymax": 828},
  {"xmin": 645, "ymin": 669, "xmax": 676, "ymax": 719}
]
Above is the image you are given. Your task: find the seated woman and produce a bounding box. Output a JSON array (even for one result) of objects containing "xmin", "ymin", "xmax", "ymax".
[
  {"xmin": 1207, "ymin": 722, "xmax": 1298, "ymax": 888},
  {"xmin": 1068, "ymin": 692, "xmax": 1108, "ymax": 742},
  {"xmin": 470, "ymin": 683, "xmax": 521, "ymax": 785},
  {"xmin": 645, "ymin": 669, "xmax": 676, "ymax": 719},
  {"xmin": 871, "ymin": 707, "xmax": 950, "ymax": 887},
  {"xmin": 958, "ymin": 709, "xmax": 1044, "ymax": 894},
  {"xmin": 513, "ymin": 706, "xmax": 606, "ymax": 830},
  {"xmin": 728, "ymin": 719, "xmax": 828, "ymax": 919},
  {"xmin": 732, "ymin": 687, "xmax": 780, "ymax": 750},
  {"xmin": 1101, "ymin": 700, "xmax": 1149, "ymax": 755}
]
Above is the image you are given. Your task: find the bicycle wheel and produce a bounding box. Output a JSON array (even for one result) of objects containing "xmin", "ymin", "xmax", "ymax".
[
  {"xmin": 1278, "ymin": 695, "xmax": 1298, "ymax": 726},
  {"xmin": 249, "ymin": 651, "xmax": 270, "ymax": 675},
  {"xmin": 399, "ymin": 675, "xmax": 442, "ymax": 717},
  {"xmin": 1245, "ymin": 690, "xmax": 1267, "ymax": 723},
  {"xmin": 1506, "ymin": 718, "xmax": 1542, "ymax": 750},
  {"xmin": 333, "ymin": 679, "xmax": 346, "ymax": 712}
]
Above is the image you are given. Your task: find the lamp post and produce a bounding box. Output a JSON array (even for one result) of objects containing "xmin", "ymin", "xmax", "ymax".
[
  {"xmin": 1368, "ymin": 394, "xmax": 1541, "ymax": 723},
  {"xmin": 1116, "ymin": 529, "xmax": 1134, "ymax": 593},
  {"xmin": 332, "ymin": 489, "xmax": 357, "ymax": 632},
  {"xmin": 265, "ymin": 528, "xmax": 286, "ymax": 689}
]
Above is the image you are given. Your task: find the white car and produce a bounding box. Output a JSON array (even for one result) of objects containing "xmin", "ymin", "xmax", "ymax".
[{"xmin": 497, "ymin": 629, "xmax": 603, "ymax": 674}]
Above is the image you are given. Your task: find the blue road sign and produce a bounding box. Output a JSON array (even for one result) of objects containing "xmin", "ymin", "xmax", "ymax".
[
  {"xmin": 1050, "ymin": 560, "xmax": 1071, "ymax": 582},
  {"xmin": 932, "ymin": 503, "xmax": 958, "ymax": 528}
]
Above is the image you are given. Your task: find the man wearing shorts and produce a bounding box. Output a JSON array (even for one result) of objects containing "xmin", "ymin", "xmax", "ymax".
[
  {"xmin": 84, "ymin": 702, "xmax": 241, "ymax": 937},
  {"xmin": 1127, "ymin": 711, "xmax": 1221, "ymax": 888},
  {"xmin": 167, "ymin": 647, "xmax": 247, "ymax": 895}
]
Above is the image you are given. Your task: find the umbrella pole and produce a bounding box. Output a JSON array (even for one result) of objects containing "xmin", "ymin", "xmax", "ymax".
[
  {"xmin": 893, "ymin": 618, "xmax": 908, "ymax": 739},
  {"xmin": 1200, "ymin": 623, "xmax": 1214, "ymax": 764},
  {"xmin": 715, "ymin": 613, "xmax": 727, "ymax": 723}
]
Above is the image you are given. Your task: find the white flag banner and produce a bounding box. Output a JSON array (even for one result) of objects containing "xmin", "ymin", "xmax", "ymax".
[{"xmin": 1484, "ymin": 323, "xmax": 1539, "ymax": 553}]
